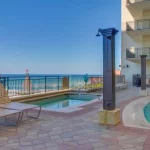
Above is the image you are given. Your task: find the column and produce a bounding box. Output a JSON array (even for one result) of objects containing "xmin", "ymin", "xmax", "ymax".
[
  {"xmin": 100, "ymin": 28, "xmax": 118, "ymax": 110},
  {"xmin": 98, "ymin": 28, "xmax": 120, "ymax": 125},
  {"xmin": 139, "ymin": 55, "xmax": 147, "ymax": 96}
]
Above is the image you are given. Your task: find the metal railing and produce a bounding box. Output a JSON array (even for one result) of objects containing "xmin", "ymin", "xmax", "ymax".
[
  {"xmin": 126, "ymin": 47, "xmax": 150, "ymax": 58},
  {"xmin": 0, "ymin": 75, "xmax": 125, "ymax": 97},
  {"xmin": 126, "ymin": 19, "xmax": 150, "ymax": 31},
  {"xmin": 127, "ymin": 0, "xmax": 150, "ymax": 4},
  {"xmin": 0, "ymin": 75, "xmax": 100, "ymax": 97}
]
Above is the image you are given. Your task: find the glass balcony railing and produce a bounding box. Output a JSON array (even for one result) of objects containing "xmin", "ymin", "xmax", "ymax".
[
  {"xmin": 126, "ymin": 19, "xmax": 150, "ymax": 31},
  {"xmin": 127, "ymin": 0, "xmax": 150, "ymax": 4},
  {"xmin": 126, "ymin": 47, "xmax": 150, "ymax": 58}
]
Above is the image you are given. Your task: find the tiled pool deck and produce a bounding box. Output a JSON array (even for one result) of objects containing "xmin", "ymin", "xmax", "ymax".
[{"xmin": 1, "ymin": 87, "xmax": 150, "ymax": 150}]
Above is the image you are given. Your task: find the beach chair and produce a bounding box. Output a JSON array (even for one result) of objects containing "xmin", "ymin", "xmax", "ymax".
[
  {"xmin": 0, "ymin": 102, "xmax": 41, "ymax": 120},
  {"xmin": 0, "ymin": 83, "xmax": 41, "ymax": 122},
  {"xmin": 0, "ymin": 108, "xmax": 23, "ymax": 126}
]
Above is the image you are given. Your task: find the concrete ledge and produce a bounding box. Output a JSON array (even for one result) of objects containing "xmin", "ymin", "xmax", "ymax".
[
  {"xmin": 139, "ymin": 89, "xmax": 148, "ymax": 96},
  {"xmin": 122, "ymin": 96, "xmax": 150, "ymax": 129},
  {"xmin": 10, "ymin": 89, "xmax": 71, "ymax": 102},
  {"xmin": 98, "ymin": 108, "xmax": 121, "ymax": 125}
]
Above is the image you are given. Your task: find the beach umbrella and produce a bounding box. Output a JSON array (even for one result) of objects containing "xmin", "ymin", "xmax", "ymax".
[
  {"xmin": 83, "ymin": 73, "xmax": 89, "ymax": 84},
  {"xmin": 83, "ymin": 74, "xmax": 89, "ymax": 89}
]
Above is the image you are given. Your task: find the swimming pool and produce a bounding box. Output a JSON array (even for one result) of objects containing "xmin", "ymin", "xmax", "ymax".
[
  {"xmin": 143, "ymin": 102, "xmax": 150, "ymax": 123},
  {"xmin": 25, "ymin": 94, "xmax": 100, "ymax": 110}
]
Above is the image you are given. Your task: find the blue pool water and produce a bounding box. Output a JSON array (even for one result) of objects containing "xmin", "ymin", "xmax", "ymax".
[
  {"xmin": 143, "ymin": 103, "xmax": 150, "ymax": 122},
  {"xmin": 25, "ymin": 94, "xmax": 99, "ymax": 110}
]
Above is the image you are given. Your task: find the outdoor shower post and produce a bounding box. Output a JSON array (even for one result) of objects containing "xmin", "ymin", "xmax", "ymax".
[
  {"xmin": 100, "ymin": 28, "xmax": 118, "ymax": 110},
  {"xmin": 97, "ymin": 28, "xmax": 121, "ymax": 125},
  {"xmin": 139, "ymin": 55, "xmax": 147, "ymax": 96}
]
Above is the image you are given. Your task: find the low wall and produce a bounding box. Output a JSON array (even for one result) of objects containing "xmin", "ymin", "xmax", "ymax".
[
  {"xmin": 11, "ymin": 89, "xmax": 71, "ymax": 102},
  {"xmin": 72, "ymin": 83, "xmax": 128, "ymax": 93}
]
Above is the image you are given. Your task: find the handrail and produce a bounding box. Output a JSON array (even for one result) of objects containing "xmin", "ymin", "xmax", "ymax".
[
  {"xmin": 0, "ymin": 75, "xmax": 124, "ymax": 97},
  {"xmin": 126, "ymin": 47, "xmax": 150, "ymax": 58},
  {"xmin": 126, "ymin": 19, "xmax": 150, "ymax": 31}
]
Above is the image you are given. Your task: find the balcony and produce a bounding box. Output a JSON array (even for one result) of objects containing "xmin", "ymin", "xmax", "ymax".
[
  {"xmin": 126, "ymin": 0, "xmax": 150, "ymax": 19},
  {"xmin": 126, "ymin": 47, "xmax": 150, "ymax": 64},
  {"xmin": 127, "ymin": 0, "xmax": 150, "ymax": 4},
  {"xmin": 126, "ymin": 19, "xmax": 150, "ymax": 40}
]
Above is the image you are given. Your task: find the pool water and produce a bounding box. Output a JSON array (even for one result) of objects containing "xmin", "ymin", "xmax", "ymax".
[
  {"xmin": 143, "ymin": 103, "xmax": 150, "ymax": 122},
  {"xmin": 25, "ymin": 94, "xmax": 99, "ymax": 110}
]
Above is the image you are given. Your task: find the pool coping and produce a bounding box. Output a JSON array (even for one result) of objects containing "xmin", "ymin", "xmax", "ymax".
[
  {"xmin": 34, "ymin": 99, "xmax": 102, "ymax": 117},
  {"xmin": 122, "ymin": 96, "xmax": 150, "ymax": 129},
  {"xmin": 105, "ymin": 96, "xmax": 150, "ymax": 135}
]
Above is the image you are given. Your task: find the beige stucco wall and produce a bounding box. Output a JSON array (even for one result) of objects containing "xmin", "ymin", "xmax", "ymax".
[
  {"xmin": 143, "ymin": 35, "xmax": 150, "ymax": 47},
  {"xmin": 143, "ymin": 10, "xmax": 150, "ymax": 18}
]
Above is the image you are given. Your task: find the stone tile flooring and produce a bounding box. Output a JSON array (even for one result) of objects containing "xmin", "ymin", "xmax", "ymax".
[{"xmin": 0, "ymin": 87, "xmax": 150, "ymax": 150}]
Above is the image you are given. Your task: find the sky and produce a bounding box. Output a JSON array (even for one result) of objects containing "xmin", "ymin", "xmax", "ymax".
[{"xmin": 0, "ymin": 0, "xmax": 121, "ymax": 75}]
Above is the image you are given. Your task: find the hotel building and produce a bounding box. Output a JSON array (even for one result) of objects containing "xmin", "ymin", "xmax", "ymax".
[{"xmin": 121, "ymin": 0, "xmax": 150, "ymax": 83}]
